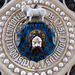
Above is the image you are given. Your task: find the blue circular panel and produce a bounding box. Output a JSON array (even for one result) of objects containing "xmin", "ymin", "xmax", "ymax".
[{"xmin": 17, "ymin": 21, "xmax": 55, "ymax": 62}]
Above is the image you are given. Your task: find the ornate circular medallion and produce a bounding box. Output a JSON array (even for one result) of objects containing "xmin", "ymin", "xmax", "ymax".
[{"xmin": 0, "ymin": 0, "xmax": 75, "ymax": 75}]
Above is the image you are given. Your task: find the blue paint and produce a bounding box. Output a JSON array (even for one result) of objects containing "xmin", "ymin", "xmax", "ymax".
[{"xmin": 17, "ymin": 21, "xmax": 55, "ymax": 62}]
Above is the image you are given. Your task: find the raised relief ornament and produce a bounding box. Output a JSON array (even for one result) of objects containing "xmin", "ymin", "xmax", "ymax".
[{"xmin": 0, "ymin": 0, "xmax": 75, "ymax": 75}]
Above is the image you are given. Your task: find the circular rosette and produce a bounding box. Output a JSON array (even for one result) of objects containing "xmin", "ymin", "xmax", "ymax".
[{"xmin": 17, "ymin": 21, "xmax": 56, "ymax": 62}]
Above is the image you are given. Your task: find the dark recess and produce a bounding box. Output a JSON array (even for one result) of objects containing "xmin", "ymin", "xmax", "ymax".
[
  {"xmin": 59, "ymin": 0, "xmax": 63, "ymax": 3},
  {"xmin": 0, "ymin": 72, "xmax": 2, "ymax": 75},
  {"xmin": 0, "ymin": 0, "xmax": 10, "ymax": 8}
]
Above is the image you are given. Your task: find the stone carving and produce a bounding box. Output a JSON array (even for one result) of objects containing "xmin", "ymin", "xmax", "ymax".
[
  {"xmin": 32, "ymin": 36, "xmax": 42, "ymax": 48},
  {"xmin": 21, "ymin": 2, "xmax": 47, "ymax": 21}
]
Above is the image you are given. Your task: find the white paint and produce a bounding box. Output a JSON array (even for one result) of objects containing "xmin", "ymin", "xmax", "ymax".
[
  {"xmin": 21, "ymin": 59, "xmax": 29, "ymax": 67},
  {"xmin": 34, "ymin": 0, "xmax": 38, "ymax": 3},
  {"xmin": 0, "ymin": 41, "xmax": 1, "ymax": 44},
  {"xmin": 2, "ymin": 16, "xmax": 7, "ymax": 21},
  {"xmin": 8, "ymin": 22, "xmax": 15, "ymax": 27},
  {"xmin": 32, "ymin": 66, "xmax": 35, "ymax": 69},
  {"xmin": 6, "ymin": 33, "xmax": 12, "ymax": 37},
  {"xmin": 0, "ymin": 41, "xmax": 2, "ymax": 44},
  {"xmin": 68, "ymin": 46, "xmax": 73, "ymax": 51},
  {"xmin": 70, "ymin": 40, "xmax": 74, "ymax": 44},
  {"xmin": 22, "ymin": 1, "xmax": 26, "ymax": 5},
  {"xmin": 46, "ymin": 58, "xmax": 51, "ymax": 66},
  {"xmin": 8, "ymin": 64, "xmax": 14, "ymax": 69},
  {"xmin": 59, "ymin": 42, "xmax": 65, "ymax": 48},
  {"xmin": 55, "ymin": 51, "xmax": 61, "ymax": 56},
  {"xmin": 6, "ymin": 12, "xmax": 25, "ymax": 28},
  {"xmin": 69, "ymin": 28, "xmax": 74, "ymax": 32},
  {"xmin": 0, "ymin": 22, "xmax": 4, "ymax": 26},
  {"xmin": 40, "ymin": 0, "xmax": 44, "ymax": 4},
  {"xmin": 56, "ymin": 46, "xmax": 64, "ymax": 54},
  {"xmin": 0, "ymin": 53, "xmax": 5, "ymax": 58},
  {"xmin": 11, "ymin": 19, "xmax": 17, "ymax": 24},
  {"xmin": 47, "ymin": 70, "xmax": 52, "ymax": 74},
  {"xmin": 27, "ymin": 0, "xmax": 32, "ymax": 4},
  {"xmin": 34, "ymin": 73, "xmax": 39, "ymax": 75},
  {"xmin": 7, "ymin": 26, "xmax": 14, "ymax": 32},
  {"xmin": 12, "ymin": 53, "xmax": 18, "ymax": 58},
  {"xmin": 56, "ymin": 8, "xmax": 60, "ymax": 12},
  {"xmin": 0, "ymin": 35, "xmax": 1, "ymax": 38},
  {"xmin": 58, "ymin": 27, "xmax": 65, "ymax": 32},
  {"xmin": 15, "ymin": 55, "xmax": 21, "ymax": 62},
  {"xmin": 60, "ymin": 12, "xmax": 65, "ymax": 16},
  {"xmin": 45, "ymin": 1, "xmax": 50, "ymax": 6},
  {"xmin": 70, "ymin": 34, "xmax": 74, "ymax": 39},
  {"xmin": 21, "ymin": 3, "xmax": 47, "ymax": 21},
  {"xmin": 58, "ymin": 63, "xmax": 63, "ymax": 68},
  {"xmin": 10, "ymin": 7, "xmax": 15, "ymax": 12},
  {"xmin": 28, "ymin": 66, "xmax": 31, "ymax": 68},
  {"xmin": 6, "ymin": 43, "xmax": 13, "ymax": 47},
  {"xmin": 64, "ymin": 17, "xmax": 69, "ymax": 21},
  {"xmin": 32, "ymin": 36, "xmax": 42, "ymax": 47},
  {"xmin": 21, "ymin": 71, "xmax": 26, "ymax": 75},
  {"xmin": 0, "ymin": 47, "xmax": 3, "ymax": 51},
  {"xmin": 51, "ymin": 4, "xmax": 55, "ymax": 8},
  {"xmin": 6, "ymin": 40, "xmax": 12, "ymax": 43},
  {"xmin": 54, "ymin": 17, "xmax": 60, "ymax": 23},
  {"xmin": 41, "ymin": 72, "xmax": 46, "ymax": 75},
  {"xmin": 67, "ymin": 22, "xmax": 71, "ymax": 26},
  {"xmin": 49, "ymin": 56, "xmax": 55, "ymax": 63},
  {"xmin": 6, "ymin": 11, "xmax": 11, "ymax": 16},
  {"xmin": 53, "ymin": 53, "xmax": 59, "ymax": 60},
  {"xmin": 63, "ymin": 58, "xmax": 68, "ymax": 62},
  {"xmin": 44, "ymin": 65, "xmax": 46, "ymax": 68},
  {"xmin": 66, "ymin": 52, "xmax": 71, "ymax": 57},
  {"xmin": 27, "ymin": 72, "xmax": 33, "ymax": 75},
  {"xmin": 39, "ymin": 67, "xmax": 41, "ymax": 69},
  {"xmin": 4, "ymin": 59, "xmax": 9, "ymax": 64},
  {"xmin": 59, "ymin": 36, "xmax": 67, "ymax": 43},
  {"xmin": 53, "ymin": 67, "xmax": 58, "ymax": 71},
  {"xmin": 16, "ymin": 4, "xmax": 21, "ymax": 8},
  {"xmin": 13, "ymin": 16, "xmax": 19, "ymax": 22},
  {"xmin": 9, "ymin": 49, "xmax": 16, "ymax": 56},
  {"xmin": 14, "ymin": 68, "xmax": 20, "ymax": 73}
]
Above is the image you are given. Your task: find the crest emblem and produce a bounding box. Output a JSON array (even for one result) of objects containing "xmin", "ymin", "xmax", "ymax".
[
  {"xmin": 17, "ymin": 21, "xmax": 55, "ymax": 62},
  {"xmin": 0, "ymin": 0, "xmax": 75, "ymax": 75}
]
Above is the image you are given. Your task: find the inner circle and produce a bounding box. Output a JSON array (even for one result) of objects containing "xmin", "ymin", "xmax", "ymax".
[{"xmin": 15, "ymin": 21, "xmax": 56, "ymax": 62}]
